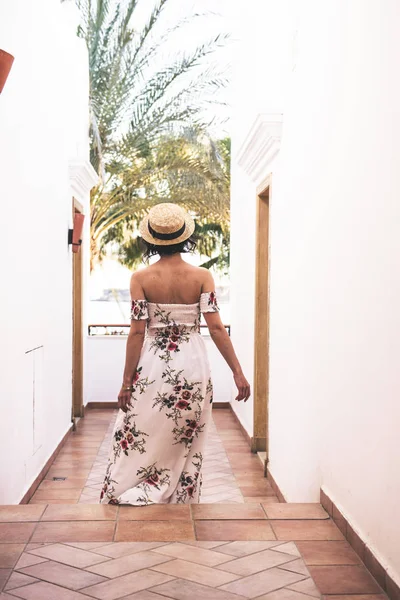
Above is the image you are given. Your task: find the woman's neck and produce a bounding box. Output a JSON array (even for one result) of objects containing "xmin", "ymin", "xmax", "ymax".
[{"xmin": 158, "ymin": 253, "xmax": 184, "ymax": 263}]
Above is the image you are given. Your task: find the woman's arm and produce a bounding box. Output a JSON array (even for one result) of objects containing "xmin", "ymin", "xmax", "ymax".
[
  {"xmin": 118, "ymin": 274, "xmax": 147, "ymax": 413},
  {"xmin": 201, "ymin": 271, "xmax": 251, "ymax": 402}
]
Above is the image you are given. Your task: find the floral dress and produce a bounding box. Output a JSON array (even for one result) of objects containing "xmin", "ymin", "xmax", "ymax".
[{"xmin": 100, "ymin": 292, "xmax": 220, "ymax": 505}]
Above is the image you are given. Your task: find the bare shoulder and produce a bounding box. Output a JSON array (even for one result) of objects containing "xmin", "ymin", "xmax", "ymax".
[
  {"xmin": 130, "ymin": 269, "xmax": 143, "ymax": 283},
  {"xmin": 130, "ymin": 265, "xmax": 154, "ymax": 280},
  {"xmin": 196, "ymin": 266, "xmax": 215, "ymax": 290},
  {"xmin": 129, "ymin": 269, "xmax": 147, "ymax": 297},
  {"xmin": 196, "ymin": 266, "xmax": 212, "ymax": 277}
]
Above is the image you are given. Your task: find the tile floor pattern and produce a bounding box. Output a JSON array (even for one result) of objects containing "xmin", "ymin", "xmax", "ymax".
[
  {"xmin": 0, "ymin": 508, "xmax": 389, "ymax": 600},
  {"xmin": 78, "ymin": 414, "xmax": 247, "ymax": 505},
  {"xmin": 0, "ymin": 409, "xmax": 388, "ymax": 599},
  {"xmin": 28, "ymin": 409, "xmax": 280, "ymax": 505},
  {"xmin": 0, "ymin": 539, "xmax": 323, "ymax": 600}
]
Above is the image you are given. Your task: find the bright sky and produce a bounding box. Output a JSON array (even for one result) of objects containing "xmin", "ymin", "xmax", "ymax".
[
  {"xmin": 169, "ymin": 0, "xmax": 235, "ymax": 136},
  {"xmin": 131, "ymin": 0, "xmax": 236, "ymax": 137}
]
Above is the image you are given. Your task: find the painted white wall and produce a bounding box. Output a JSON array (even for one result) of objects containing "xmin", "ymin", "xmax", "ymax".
[
  {"xmin": 0, "ymin": 0, "xmax": 91, "ymax": 503},
  {"xmin": 231, "ymin": 0, "xmax": 400, "ymax": 584},
  {"xmin": 229, "ymin": 166, "xmax": 256, "ymax": 434},
  {"xmin": 85, "ymin": 335, "xmax": 232, "ymax": 405},
  {"xmin": 229, "ymin": 0, "xmax": 295, "ymax": 435}
]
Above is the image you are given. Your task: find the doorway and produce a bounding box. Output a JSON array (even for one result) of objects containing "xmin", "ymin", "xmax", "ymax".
[
  {"xmin": 72, "ymin": 198, "xmax": 84, "ymax": 421},
  {"xmin": 252, "ymin": 175, "xmax": 271, "ymax": 473}
]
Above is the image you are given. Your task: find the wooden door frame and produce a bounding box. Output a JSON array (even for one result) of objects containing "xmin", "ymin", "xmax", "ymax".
[
  {"xmin": 251, "ymin": 174, "xmax": 271, "ymax": 471},
  {"xmin": 72, "ymin": 197, "xmax": 84, "ymax": 421}
]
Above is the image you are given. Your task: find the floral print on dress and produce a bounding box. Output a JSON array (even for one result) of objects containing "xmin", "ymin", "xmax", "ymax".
[
  {"xmin": 100, "ymin": 293, "xmax": 218, "ymax": 505},
  {"xmin": 100, "ymin": 366, "xmax": 154, "ymax": 503},
  {"xmin": 135, "ymin": 463, "xmax": 171, "ymax": 505},
  {"xmin": 175, "ymin": 452, "xmax": 203, "ymax": 503},
  {"xmin": 149, "ymin": 306, "xmax": 191, "ymax": 363},
  {"xmin": 131, "ymin": 299, "xmax": 149, "ymax": 320},
  {"xmin": 173, "ymin": 418, "xmax": 206, "ymax": 451},
  {"xmin": 110, "ymin": 367, "xmax": 154, "ymax": 462},
  {"xmin": 206, "ymin": 378, "xmax": 213, "ymax": 403},
  {"xmin": 200, "ymin": 291, "xmax": 219, "ymax": 313},
  {"xmin": 113, "ymin": 413, "xmax": 148, "ymax": 459},
  {"xmin": 152, "ymin": 366, "xmax": 206, "ymax": 453},
  {"xmin": 100, "ymin": 463, "xmax": 118, "ymax": 503}
]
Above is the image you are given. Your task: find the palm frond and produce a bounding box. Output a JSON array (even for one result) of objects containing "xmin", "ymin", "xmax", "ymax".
[{"xmin": 71, "ymin": 0, "xmax": 230, "ymax": 269}]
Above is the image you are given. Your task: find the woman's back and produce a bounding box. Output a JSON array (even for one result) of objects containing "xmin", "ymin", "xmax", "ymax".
[{"xmin": 135, "ymin": 258, "xmax": 207, "ymax": 305}]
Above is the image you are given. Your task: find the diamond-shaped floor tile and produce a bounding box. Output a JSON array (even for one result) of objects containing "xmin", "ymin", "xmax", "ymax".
[
  {"xmin": 152, "ymin": 557, "xmax": 242, "ymax": 586},
  {"xmin": 153, "ymin": 543, "xmax": 233, "ymax": 567},
  {"xmin": 150, "ymin": 578, "xmax": 248, "ymax": 600},
  {"xmin": 220, "ymin": 566, "xmax": 307, "ymax": 598},
  {"xmin": 26, "ymin": 544, "xmax": 111, "ymax": 569},
  {"xmin": 7, "ymin": 581, "xmax": 94, "ymax": 599},
  {"xmin": 81, "ymin": 569, "xmax": 174, "ymax": 600},
  {"xmin": 4, "ymin": 572, "xmax": 38, "ymax": 591},
  {"xmin": 18, "ymin": 561, "xmax": 107, "ymax": 590},
  {"xmin": 86, "ymin": 550, "xmax": 173, "ymax": 578},
  {"xmin": 218, "ymin": 548, "xmax": 302, "ymax": 576}
]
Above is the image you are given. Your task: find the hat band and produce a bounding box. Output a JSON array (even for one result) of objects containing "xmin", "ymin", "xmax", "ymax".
[{"xmin": 148, "ymin": 221, "xmax": 186, "ymax": 241}]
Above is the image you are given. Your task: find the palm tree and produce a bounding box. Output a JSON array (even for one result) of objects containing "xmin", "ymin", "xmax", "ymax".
[
  {"xmin": 104, "ymin": 134, "xmax": 231, "ymax": 272},
  {"xmin": 71, "ymin": 0, "xmax": 230, "ymax": 270}
]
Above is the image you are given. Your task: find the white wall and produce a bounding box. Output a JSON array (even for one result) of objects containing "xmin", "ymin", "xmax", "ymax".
[
  {"xmin": 0, "ymin": 0, "xmax": 90, "ymax": 503},
  {"xmin": 229, "ymin": 167, "xmax": 256, "ymax": 434},
  {"xmin": 85, "ymin": 335, "xmax": 232, "ymax": 405},
  {"xmin": 231, "ymin": 0, "xmax": 400, "ymax": 584},
  {"xmin": 229, "ymin": 0, "xmax": 295, "ymax": 435}
]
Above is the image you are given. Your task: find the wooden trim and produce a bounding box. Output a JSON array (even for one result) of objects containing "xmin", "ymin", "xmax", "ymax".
[
  {"xmin": 19, "ymin": 425, "xmax": 73, "ymax": 504},
  {"xmin": 72, "ymin": 199, "xmax": 84, "ymax": 419},
  {"xmin": 266, "ymin": 467, "xmax": 286, "ymax": 503},
  {"xmin": 320, "ymin": 487, "xmax": 400, "ymax": 599},
  {"xmin": 257, "ymin": 174, "xmax": 272, "ymax": 197},
  {"xmin": 252, "ymin": 178, "xmax": 271, "ymax": 455}
]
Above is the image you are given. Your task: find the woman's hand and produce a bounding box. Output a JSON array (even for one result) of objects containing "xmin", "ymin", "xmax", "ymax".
[
  {"xmin": 118, "ymin": 386, "xmax": 132, "ymax": 413},
  {"xmin": 234, "ymin": 371, "xmax": 251, "ymax": 402}
]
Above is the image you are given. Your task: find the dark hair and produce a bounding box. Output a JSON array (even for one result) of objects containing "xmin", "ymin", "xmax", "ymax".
[{"xmin": 140, "ymin": 235, "xmax": 197, "ymax": 262}]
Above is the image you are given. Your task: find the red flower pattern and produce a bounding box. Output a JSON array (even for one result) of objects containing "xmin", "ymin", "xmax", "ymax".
[
  {"xmin": 176, "ymin": 400, "xmax": 190, "ymax": 409},
  {"xmin": 146, "ymin": 473, "xmax": 159, "ymax": 486}
]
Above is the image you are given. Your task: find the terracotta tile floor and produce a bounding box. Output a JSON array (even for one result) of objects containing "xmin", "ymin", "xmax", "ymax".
[
  {"xmin": 0, "ymin": 534, "xmax": 388, "ymax": 599},
  {"xmin": 0, "ymin": 409, "xmax": 388, "ymax": 599},
  {"xmin": 29, "ymin": 408, "xmax": 278, "ymax": 505}
]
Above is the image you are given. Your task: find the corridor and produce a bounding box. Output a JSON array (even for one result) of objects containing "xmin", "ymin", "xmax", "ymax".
[
  {"xmin": 0, "ymin": 409, "xmax": 388, "ymax": 599},
  {"xmin": 28, "ymin": 408, "xmax": 278, "ymax": 506}
]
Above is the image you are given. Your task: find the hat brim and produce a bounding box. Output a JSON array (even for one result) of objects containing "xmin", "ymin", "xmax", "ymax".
[{"xmin": 139, "ymin": 212, "xmax": 195, "ymax": 246}]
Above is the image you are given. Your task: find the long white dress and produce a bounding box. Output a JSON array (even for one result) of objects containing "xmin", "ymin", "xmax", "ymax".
[{"xmin": 100, "ymin": 291, "xmax": 219, "ymax": 505}]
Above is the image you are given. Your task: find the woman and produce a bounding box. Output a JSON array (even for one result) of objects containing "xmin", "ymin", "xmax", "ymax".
[{"xmin": 100, "ymin": 202, "xmax": 250, "ymax": 505}]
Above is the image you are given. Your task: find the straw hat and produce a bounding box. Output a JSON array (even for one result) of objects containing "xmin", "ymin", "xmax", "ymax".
[{"xmin": 139, "ymin": 203, "xmax": 195, "ymax": 246}]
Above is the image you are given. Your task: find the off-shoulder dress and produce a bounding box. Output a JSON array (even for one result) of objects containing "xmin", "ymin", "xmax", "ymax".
[{"xmin": 100, "ymin": 291, "xmax": 220, "ymax": 505}]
